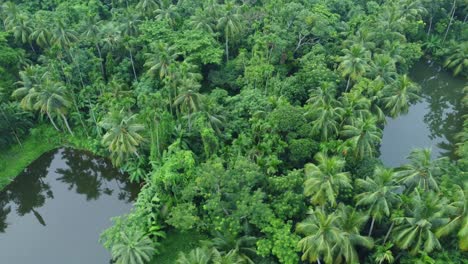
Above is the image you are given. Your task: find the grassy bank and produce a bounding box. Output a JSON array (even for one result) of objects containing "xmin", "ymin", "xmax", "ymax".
[{"xmin": 0, "ymin": 125, "xmax": 61, "ymax": 190}]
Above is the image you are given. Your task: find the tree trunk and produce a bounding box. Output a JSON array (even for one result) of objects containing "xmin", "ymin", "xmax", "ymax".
[
  {"xmin": 129, "ymin": 48, "xmax": 138, "ymax": 82},
  {"xmin": 71, "ymin": 92, "xmax": 88, "ymax": 136},
  {"xmin": 68, "ymin": 50, "xmax": 85, "ymax": 87},
  {"xmin": 13, "ymin": 131, "xmax": 23, "ymax": 148},
  {"xmin": 225, "ymin": 33, "xmax": 229, "ymax": 62},
  {"xmin": 368, "ymin": 217, "xmax": 375, "ymax": 236},
  {"xmin": 88, "ymin": 100, "xmax": 101, "ymax": 137},
  {"xmin": 345, "ymin": 76, "xmax": 351, "ymax": 92},
  {"xmin": 95, "ymin": 43, "xmax": 106, "ymax": 80},
  {"xmin": 427, "ymin": 16, "xmax": 433, "ymax": 36},
  {"xmin": 443, "ymin": 0, "xmax": 457, "ymax": 43},
  {"xmin": 383, "ymin": 221, "xmax": 394, "ymax": 244},
  {"xmin": 60, "ymin": 113, "xmax": 74, "ymax": 136},
  {"xmin": 317, "ymin": 258, "xmax": 322, "ymax": 264},
  {"xmin": 47, "ymin": 112, "xmax": 60, "ymax": 131}
]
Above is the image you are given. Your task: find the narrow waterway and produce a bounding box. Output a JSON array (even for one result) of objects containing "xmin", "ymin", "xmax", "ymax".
[
  {"xmin": 380, "ymin": 60, "xmax": 466, "ymax": 167},
  {"xmin": 0, "ymin": 148, "xmax": 138, "ymax": 264}
]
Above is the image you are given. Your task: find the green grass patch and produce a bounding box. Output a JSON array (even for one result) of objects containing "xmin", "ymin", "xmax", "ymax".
[
  {"xmin": 151, "ymin": 229, "xmax": 208, "ymax": 264},
  {"xmin": 0, "ymin": 125, "xmax": 61, "ymax": 190}
]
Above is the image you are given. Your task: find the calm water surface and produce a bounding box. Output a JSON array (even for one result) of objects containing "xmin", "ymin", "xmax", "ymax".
[
  {"xmin": 0, "ymin": 148, "xmax": 138, "ymax": 264},
  {"xmin": 380, "ymin": 60, "xmax": 466, "ymax": 167}
]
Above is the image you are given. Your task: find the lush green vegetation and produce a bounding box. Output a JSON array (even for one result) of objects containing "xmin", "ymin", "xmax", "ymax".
[{"xmin": 0, "ymin": 0, "xmax": 466, "ymax": 263}]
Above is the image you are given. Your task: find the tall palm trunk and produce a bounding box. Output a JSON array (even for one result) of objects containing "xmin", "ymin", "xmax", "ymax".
[
  {"xmin": 60, "ymin": 113, "xmax": 74, "ymax": 136},
  {"xmin": 70, "ymin": 91, "xmax": 88, "ymax": 136},
  {"xmin": 383, "ymin": 221, "xmax": 394, "ymax": 244},
  {"xmin": 368, "ymin": 217, "xmax": 376, "ymax": 236},
  {"xmin": 47, "ymin": 111, "xmax": 60, "ymax": 131},
  {"xmin": 129, "ymin": 48, "xmax": 138, "ymax": 82},
  {"xmin": 68, "ymin": 49, "xmax": 85, "ymax": 87},
  {"xmin": 443, "ymin": 0, "xmax": 457, "ymax": 43},
  {"xmin": 225, "ymin": 33, "xmax": 229, "ymax": 62},
  {"xmin": 345, "ymin": 76, "xmax": 351, "ymax": 92},
  {"xmin": 95, "ymin": 43, "xmax": 106, "ymax": 80}
]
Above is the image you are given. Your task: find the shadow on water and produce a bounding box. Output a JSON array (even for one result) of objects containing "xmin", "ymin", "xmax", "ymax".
[
  {"xmin": 380, "ymin": 59, "xmax": 466, "ymax": 167},
  {"xmin": 0, "ymin": 148, "xmax": 138, "ymax": 263}
]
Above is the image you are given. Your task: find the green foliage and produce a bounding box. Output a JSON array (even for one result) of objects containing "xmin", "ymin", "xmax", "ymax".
[{"xmin": 0, "ymin": 0, "xmax": 466, "ymax": 263}]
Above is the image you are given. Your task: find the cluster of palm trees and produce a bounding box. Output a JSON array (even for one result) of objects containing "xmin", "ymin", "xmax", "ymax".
[{"xmin": 298, "ymin": 148, "xmax": 467, "ymax": 263}]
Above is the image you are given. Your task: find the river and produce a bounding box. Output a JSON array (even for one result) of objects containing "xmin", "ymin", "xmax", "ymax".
[
  {"xmin": 380, "ymin": 60, "xmax": 465, "ymax": 167},
  {"xmin": 0, "ymin": 148, "xmax": 138, "ymax": 264}
]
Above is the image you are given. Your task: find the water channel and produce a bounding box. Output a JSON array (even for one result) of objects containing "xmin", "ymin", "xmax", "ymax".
[
  {"xmin": 0, "ymin": 148, "xmax": 138, "ymax": 264},
  {"xmin": 380, "ymin": 60, "xmax": 465, "ymax": 167}
]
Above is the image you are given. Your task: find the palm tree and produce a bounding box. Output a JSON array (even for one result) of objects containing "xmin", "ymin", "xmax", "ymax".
[
  {"xmin": 297, "ymin": 208, "xmax": 342, "ymax": 264},
  {"xmin": 356, "ymin": 166, "xmax": 401, "ymax": 236},
  {"xmin": 99, "ymin": 109, "xmax": 145, "ymax": 166},
  {"xmin": 436, "ymin": 184, "xmax": 468, "ymax": 250},
  {"xmin": 381, "ymin": 74, "xmax": 420, "ymax": 117},
  {"xmin": 304, "ymin": 153, "xmax": 351, "ymax": 208},
  {"xmin": 155, "ymin": 0, "xmax": 179, "ymax": 26},
  {"xmin": 174, "ymin": 80, "xmax": 203, "ymax": 131},
  {"xmin": 308, "ymin": 104, "xmax": 344, "ymax": 141},
  {"xmin": 13, "ymin": 77, "xmax": 73, "ymax": 135},
  {"xmin": 50, "ymin": 18, "xmax": 78, "ymax": 51},
  {"xmin": 372, "ymin": 243, "xmax": 395, "ymax": 264},
  {"xmin": 395, "ymin": 148, "xmax": 440, "ymax": 192},
  {"xmin": 340, "ymin": 91, "xmax": 372, "ymax": 126},
  {"xmin": 208, "ymin": 233, "xmax": 257, "ymax": 264},
  {"xmin": 81, "ymin": 15, "xmax": 105, "ymax": 78},
  {"xmin": 340, "ymin": 117, "xmax": 382, "ymax": 159},
  {"xmin": 392, "ymin": 190, "xmax": 450, "ymax": 255},
  {"xmin": 136, "ymin": 0, "xmax": 159, "ymax": 17},
  {"xmin": 9, "ymin": 14, "xmax": 33, "ymax": 48},
  {"xmin": 145, "ymin": 42, "xmax": 179, "ymax": 80},
  {"xmin": 306, "ymin": 82, "xmax": 337, "ymax": 109},
  {"xmin": 30, "ymin": 21, "xmax": 51, "ymax": 48},
  {"xmin": 176, "ymin": 247, "xmax": 212, "ymax": 264},
  {"xmin": 297, "ymin": 207, "xmax": 371, "ymax": 264},
  {"xmin": 338, "ymin": 44, "xmax": 371, "ymax": 92},
  {"xmin": 443, "ymin": 41, "xmax": 467, "ymax": 76},
  {"xmin": 217, "ymin": 3, "xmax": 242, "ymax": 62},
  {"xmin": 335, "ymin": 205, "xmax": 374, "ymax": 263},
  {"xmin": 189, "ymin": 9, "xmax": 215, "ymax": 34},
  {"xmin": 369, "ymin": 54, "xmax": 397, "ymax": 84},
  {"xmin": 111, "ymin": 230, "xmax": 155, "ymax": 264},
  {"xmin": 118, "ymin": 10, "xmax": 141, "ymax": 82}
]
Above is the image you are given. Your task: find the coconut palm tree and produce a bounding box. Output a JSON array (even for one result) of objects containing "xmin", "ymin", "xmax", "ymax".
[
  {"xmin": 443, "ymin": 41, "xmax": 467, "ymax": 76},
  {"xmin": 99, "ymin": 109, "xmax": 145, "ymax": 166},
  {"xmin": 145, "ymin": 42, "xmax": 179, "ymax": 80},
  {"xmin": 392, "ymin": 190, "xmax": 450, "ymax": 255},
  {"xmin": 155, "ymin": 0, "xmax": 180, "ymax": 26},
  {"xmin": 136, "ymin": 0, "xmax": 159, "ymax": 17},
  {"xmin": 189, "ymin": 9, "xmax": 215, "ymax": 34},
  {"xmin": 217, "ymin": 3, "xmax": 242, "ymax": 62},
  {"xmin": 340, "ymin": 117, "xmax": 382, "ymax": 159},
  {"xmin": 208, "ymin": 233, "xmax": 257, "ymax": 264},
  {"xmin": 297, "ymin": 208, "xmax": 342, "ymax": 264},
  {"xmin": 13, "ymin": 77, "xmax": 73, "ymax": 135},
  {"xmin": 50, "ymin": 18, "xmax": 78, "ymax": 51},
  {"xmin": 436, "ymin": 184, "xmax": 468, "ymax": 250},
  {"xmin": 338, "ymin": 44, "xmax": 371, "ymax": 92},
  {"xmin": 177, "ymin": 247, "xmax": 212, "ymax": 264},
  {"xmin": 111, "ymin": 230, "xmax": 155, "ymax": 264},
  {"xmin": 356, "ymin": 166, "xmax": 401, "ymax": 236},
  {"xmin": 335, "ymin": 205, "xmax": 374, "ymax": 263},
  {"xmin": 395, "ymin": 148, "xmax": 440, "ymax": 192},
  {"xmin": 369, "ymin": 54, "xmax": 397, "ymax": 84},
  {"xmin": 304, "ymin": 153, "xmax": 351, "ymax": 208},
  {"xmin": 381, "ymin": 74, "xmax": 420, "ymax": 118},
  {"xmin": 30, "ymin": 21, "xmax": 51, "ymax": 48},
  {"xmin": 340, "ymin": 91, "xmax": 372, "ymax": 126}
]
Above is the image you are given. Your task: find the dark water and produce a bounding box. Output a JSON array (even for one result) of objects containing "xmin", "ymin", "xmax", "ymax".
[
  {"xmin": 380, "ymin": 60, "xmax": 466, "ymax": 167},
  {"xmin": 0, "ymin": 148, "xmax": 138, "ymax": 264}
]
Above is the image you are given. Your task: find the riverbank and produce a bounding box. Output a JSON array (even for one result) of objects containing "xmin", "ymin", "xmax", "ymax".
[{"xmin": 0, "ymin": 126, "xmax": 61, "ymax": 190}]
